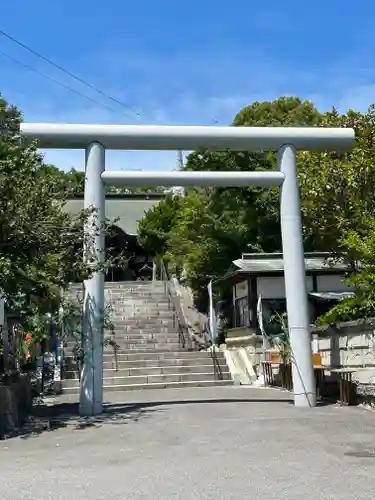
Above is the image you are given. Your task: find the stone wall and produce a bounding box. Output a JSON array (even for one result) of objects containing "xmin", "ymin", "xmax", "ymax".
[
  {"xmin": 312, "ymin": 318, "xmax": 375, "ymax": 385},
  {"xmin": 226, "ymin": 319, "xmax": 375, "ymax": 388},
  {"xmin": 0, "ymin": 375, "xmax": 32, "ymax": 439}
]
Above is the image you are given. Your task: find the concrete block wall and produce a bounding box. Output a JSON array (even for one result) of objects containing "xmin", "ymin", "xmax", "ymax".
[
  {"xmin": 312, "ymin": 318, "xmax": 375, "ymax": 385},
  {"xmin": 226, "ymin": 319, "xmax": 375, "ymax": 386}
]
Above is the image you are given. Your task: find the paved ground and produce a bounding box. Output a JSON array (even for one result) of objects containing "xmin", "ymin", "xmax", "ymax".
[{"xmin": 2, "ymin": 386, "xmax": 375, "ymax": 499}]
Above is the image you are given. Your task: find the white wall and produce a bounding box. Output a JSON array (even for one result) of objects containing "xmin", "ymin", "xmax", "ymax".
[
  {"xmin": 257, "ymin": 276, "xmax": 313, "ymax": 299},
  {"xmin": 255, "ymin": 274, "xmax": 350, "ymax": 300},
  {"xmin": 316, "ymin": 274, "xmax": 351, "ymax": 293}
]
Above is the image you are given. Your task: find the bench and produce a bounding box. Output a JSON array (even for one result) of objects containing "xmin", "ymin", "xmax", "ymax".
[
  {"xmin": 330, "ymin": 368, "xmax": 359, "ymax": 406},
  {"xmin": 261, "ymin": 351, "xmax": 363, "ymax": 405},
  {"xmin": 261, "ymin": 360, "xmax": 327, "ymax": 397}
]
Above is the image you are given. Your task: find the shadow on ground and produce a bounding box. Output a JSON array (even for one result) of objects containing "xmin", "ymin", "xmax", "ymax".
[
  {"xmin": 6, "ymin": 392, "xmax": 336, "ymax": 441},
  {"xmin": 4, "ymin": 394, "xmax": 304, "ymax": 440}
]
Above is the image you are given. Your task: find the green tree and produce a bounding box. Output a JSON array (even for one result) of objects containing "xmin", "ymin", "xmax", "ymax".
[
  {"xmin": 138, "ymin": 194, "xmax": 182, "ymax": 257},
  {"xmin": 299, "ymin": 107, "xmax": 375, "ymax": 254},
  {"xmin": 316, "ymin": 221, "xmax": 375, "ymax": 324},
  {"xmin": 138, "ymin": 97, "xmax": 323, "ymax": 295},
  {"xmin": 0, "ymin": 94, "xmax": 112, "ymax": 316},
  {"xmin": 232, "ymin": 96, "xmax": 322, "ymax": 127}
]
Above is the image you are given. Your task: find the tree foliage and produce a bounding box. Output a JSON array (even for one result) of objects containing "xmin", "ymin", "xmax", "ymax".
[
  {"xmin": 0, "ymin": 94, "xmax": 112, "ymax": 316},
  {"xmin": 137, "ymin": 96, "xmax": 375, "ymax": 320},
  {"xmin": 137, "ymin": 194, "xmax": 182, "ymax": 257},
  {"xmin": 138, "ymin": 98, "xmax": 323, "ymax": 291}
]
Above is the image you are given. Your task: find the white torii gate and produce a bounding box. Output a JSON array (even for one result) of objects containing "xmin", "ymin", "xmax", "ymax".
[{"xmin": 21, "ymin": 123, "xmax": 355, "ymax": 415}]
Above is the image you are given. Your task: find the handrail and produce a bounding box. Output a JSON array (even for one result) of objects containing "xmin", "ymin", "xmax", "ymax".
[
  {"xmin": 158, "ymin": 260, "xmax": 196, "ymax": 351},
  {"xmin": 155, "ymin": 260, "xmax": 226, "ymax": 380}
]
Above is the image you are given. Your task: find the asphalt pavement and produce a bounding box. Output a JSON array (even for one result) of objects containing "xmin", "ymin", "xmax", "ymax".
[{"xmin": 1, "ymin": 386, "xmax": 375, "ymax": 500}]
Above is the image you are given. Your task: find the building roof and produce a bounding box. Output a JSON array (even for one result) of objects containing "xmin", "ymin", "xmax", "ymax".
[
  {"xmin": 215, "ymin": 252, "xmax": 350, "ymax": 285},
  {"xmin": 232, "ymin": 252, "xmax": 348, "ymax": 274},
  {"xmin": 67, "ymin": 192, "xmax": 166, "ymax": 200},
  {"xmin": 308, "ymin": 291, "xmax": 355, "ymax": 302},
  {"xmin": 64, "ymin": 196, "xmax": 163, "ymax": 235}
]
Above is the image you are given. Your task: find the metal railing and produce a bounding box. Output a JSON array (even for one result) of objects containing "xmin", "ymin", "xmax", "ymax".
[
  {"xmin": 157, "ymin": 260, "xmax": 225, "ymax": 380},
  {"xmin": 158, "ymin": 260, "xmax": 195, "ymax": 351}
]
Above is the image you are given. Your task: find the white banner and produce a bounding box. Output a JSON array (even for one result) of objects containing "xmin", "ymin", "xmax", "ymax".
[{"xmin": 257, "ymin": 294, "xmax": 271, "ymax": 353}]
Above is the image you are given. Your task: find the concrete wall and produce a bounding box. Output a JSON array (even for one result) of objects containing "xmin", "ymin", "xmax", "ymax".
[
  {"xmin": 257, "ymin": 276, "xmax": 314, "ymax": 299},
  {"xmin": 229, "ymin": 319, "xmax": 375, "ymax": 386},
  {"xmin": 223, "ymin": 318, "xmax": 375, "ymax": 397},
  {"xmin": 312, "ymin": 319, "xmax": 375, "ymax": 385},
  {"xmin": 232, "ymin": 274, "xmax": 351, "ymax": 304}
]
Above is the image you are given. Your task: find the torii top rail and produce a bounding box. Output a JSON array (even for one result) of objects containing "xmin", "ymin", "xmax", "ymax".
[{"xmin": 21, "ymin": 123, "xmax": 355, "ymax": 152}]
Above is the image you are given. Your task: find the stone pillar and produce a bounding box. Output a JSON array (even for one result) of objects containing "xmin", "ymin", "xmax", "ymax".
[
  {"xmin": 80, "ymin": 142, "xmax": 105, "ymax": 416},
  {"xmin": 278, "ymin": 144, "xmax": 316, "ymax": 407}
]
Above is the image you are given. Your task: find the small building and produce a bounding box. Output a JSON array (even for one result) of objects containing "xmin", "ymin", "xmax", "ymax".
[
  {"xmin": 64, "ymin": 192, "xmax": 165, "ymax": 281},
  {"xmin": 215, "ymin": 252, "xmax": 354, "ymax": 340}
]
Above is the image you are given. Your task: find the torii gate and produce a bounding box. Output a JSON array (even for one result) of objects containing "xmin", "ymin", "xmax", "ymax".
[{"xmin": 21, "ymin": 123, "xmax": 355, "ymax": 415}]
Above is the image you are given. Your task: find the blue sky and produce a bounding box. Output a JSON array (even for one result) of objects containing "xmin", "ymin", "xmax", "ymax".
[{"xmin": 1, "ymin": 0, "xmax": 375, "ymax": 171}]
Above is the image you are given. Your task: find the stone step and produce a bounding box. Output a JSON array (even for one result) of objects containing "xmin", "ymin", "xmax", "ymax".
[
  {"xmin": 64, "ymin": 335, "xmax": 180, "ymax": 345},
  {"xmin": 101, "ymin": 356, "xmax": 228, "ymax": 369},
  {"xmin": 114, "ymin": 333, "xmax": 180, "ymax": 340},
  {"xmin": 109, "ymin": 307, "xmax": 173, "ymax": 313},
  {"xmin": 117, "ymin": 342, "xmax": 182, "ymax": 350},
  {"xmin": 109, "ymin": 311, "xmax": 172, "ymax": 317},
  {"xmin": 110, "ymin": 316, "xmax": 175, "ymax": 322},
  {"xmin": 63, "ymin": 343, "xmax": 181, "ymax": 355},
  {"xmin": 110, "ymin": 324, "xmax": 176, "ymax": 330},
  {"xmin": 104, "ymin": 280, "xmax": 164, "ymax": 289},
  {"xmin": 66, "ymin": 281, "xmax": 165, "ymax": 288},
  {"xmin": 64, "ymin": 363, "xmax": 229, "ymax": 379},
  {"xmin": 64, "ymin": 349, "xmax": 220, "ymax": 361},
  {"xmin": 64, "ymin": 344, "xmax": 183, "ymax": 355},
  {"xmin": 63, "ymin": 336, "xmax": 180, "ymax": 350},
  {"xmin": 64, "ymin": 298, "xmax": 170, "ymax": 302},
  {"xmin": 110, "ymin": 330, "xmax": 178, "ymax": 335},
  {"xmin": 65, "ymin": 356, "xmax": 228, "ymax": 371},
  {"xmin": 107, "ymin": 297, "xmax": 169, "ymax": 302},
  {"xmin": 113, "ymin": 337, "xmax": 181, "ymax": 345},
  {"xmin": 109, "ymin": 324, "xmax": 176, "ymax": 329},
  {"xmin": 109, "ymin": 327, "xmax": 177, "ymax": 334},
  {"xmin": 117, "ymin": 336, "xmax": 180, "ymax": 343},
  {"xmin": 109, "ymin": 319, "xmax": 175, "ymax": 324},
  {"xmin": 62, "ymin": 370, "xmax": 231, "ymax": 388},
  {"xmin": 62, "ymin": 379, "xmax": 233, "ymax": 394},
  {"xmin": 109, "ymin": 303, "xmax": 171, "ymax": 308},
  {"xmin": 106, "ymin": 295, "xmax": 169, "ymax": 300},
  {"xmin": 108, "ymin": 317, "xmax": 175, "ymax": 323},
  {"xmin": 63, "ymin": 354, "xmax": 226, "ymax": 373}
]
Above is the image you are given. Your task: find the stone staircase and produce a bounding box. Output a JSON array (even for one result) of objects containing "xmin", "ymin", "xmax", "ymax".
[{"xmin": 61, "ymin": 281, "xmax": 232, "ymax": 394}]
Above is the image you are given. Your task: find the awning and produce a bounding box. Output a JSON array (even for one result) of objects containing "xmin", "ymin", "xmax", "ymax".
[{"xmin": 308, "ymin": 291, "xmax": 355, "ymax": 302}]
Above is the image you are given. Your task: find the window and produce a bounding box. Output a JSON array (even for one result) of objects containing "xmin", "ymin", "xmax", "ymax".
[{"xmin": 234, "ymin": 296, "xmax": 249, "ymax": 327}]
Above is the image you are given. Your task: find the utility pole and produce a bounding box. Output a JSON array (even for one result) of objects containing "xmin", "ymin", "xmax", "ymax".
[
  {"xmin": 177, "ymin": 150, "xmax": 184, "ymax": 170},
  {"xmin": 176, "ymin": 151, "xmax": 185, "ymax": 196}
]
